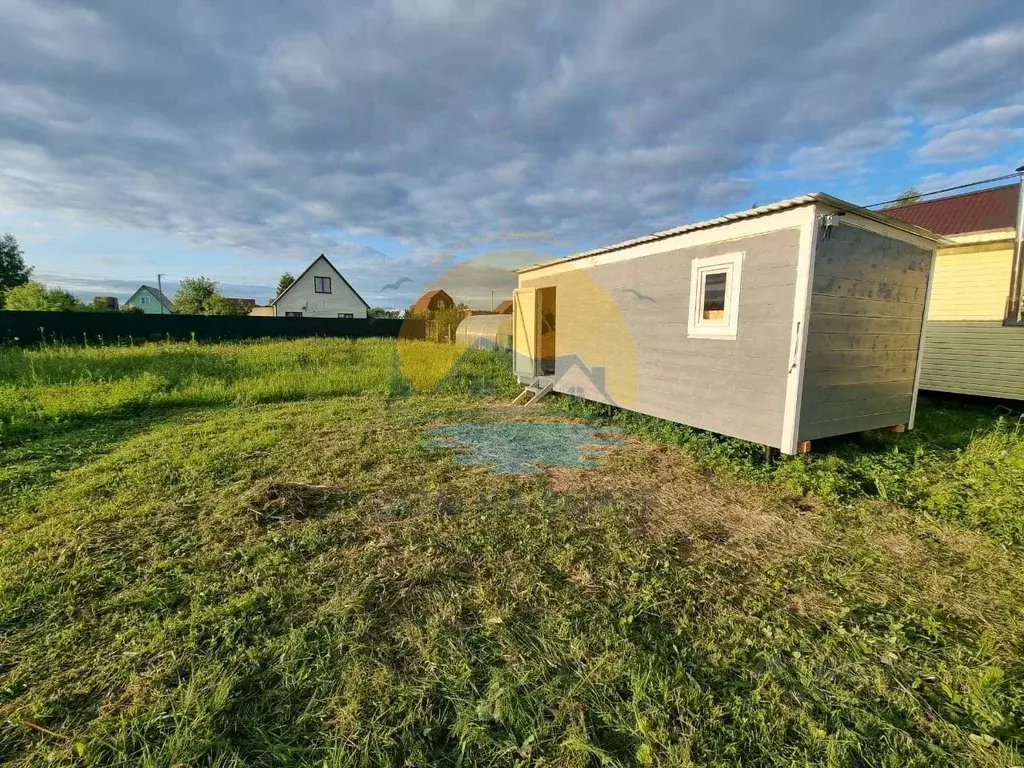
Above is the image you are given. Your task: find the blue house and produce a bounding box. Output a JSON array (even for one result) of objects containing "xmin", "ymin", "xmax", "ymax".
[{"xmin": 124, "ymin": 285, "xmax": 175, "ymax": 314}]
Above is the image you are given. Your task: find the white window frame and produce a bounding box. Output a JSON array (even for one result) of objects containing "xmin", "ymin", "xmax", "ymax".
[{"xmin": 687, "ymin": 251, "xmax": 744, "ymax": 339}]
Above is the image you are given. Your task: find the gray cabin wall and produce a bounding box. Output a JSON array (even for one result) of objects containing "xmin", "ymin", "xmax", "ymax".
[
  {"xmin": 520, "ymin": 228, "xmax": 802, "ymax": 447},
  {"xmin": 799, "ymin": 222, "xmax": 932, "ymax": 441}
]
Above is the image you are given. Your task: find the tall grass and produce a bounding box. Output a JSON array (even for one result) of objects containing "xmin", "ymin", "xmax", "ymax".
[{"xmin": 0, "ymin": 338, "xmax": 518, "ymax": 434}]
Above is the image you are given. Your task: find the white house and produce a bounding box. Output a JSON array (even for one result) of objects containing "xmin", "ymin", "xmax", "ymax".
[{"xmin": 271, "ymin": 254, "xmax": 369, "ymax": 318}]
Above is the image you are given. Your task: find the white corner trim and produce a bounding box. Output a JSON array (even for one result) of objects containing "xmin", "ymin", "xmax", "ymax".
[
  {"xmin": 686, "ymin": 251, "xmax": 745, "ymax": 339},
  {"xmin": 780, "ymin": 207, "xmax": 820, "ymax": 454},
  {"xmin": 908, "ymin": 248, "xmax": 937, "ymax": 430}
]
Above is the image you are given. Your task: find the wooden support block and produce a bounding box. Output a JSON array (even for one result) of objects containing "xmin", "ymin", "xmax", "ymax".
[
  {"xmin": 797, "ymin": 440, "xmax": 812, "ymax": 455},
  {"xmin": 889, "ymin": 424, "xmax": 907, "ymax": 433}
]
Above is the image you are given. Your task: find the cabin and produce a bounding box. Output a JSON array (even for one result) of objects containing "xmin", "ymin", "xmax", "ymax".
[
  {"xmin": 512, "ymin": 193, "xmax": 949, "ymax": 454},
  {"xmin": 883, "ymin": 179, "xmax": 1024, "ymax": 400}
]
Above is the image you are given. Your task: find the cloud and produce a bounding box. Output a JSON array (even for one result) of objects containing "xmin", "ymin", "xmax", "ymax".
[
  {"xmin": 904, "ymin": 26, "xmax": 1024, "ymax": 115},
  {"xmin": 781, "ymin": 119, "xmax": 912, "ymax": 179},
  {"xmin": 31, "ymin": 271, "xmax": 272, "ymax": 304},
  {"xmin": 915, "ymin": 103, "xmax": 1024, "ymax": 162},
  {"xmin": 0, "ymin": 0, "xmax": 1022, "ymax": 286}
]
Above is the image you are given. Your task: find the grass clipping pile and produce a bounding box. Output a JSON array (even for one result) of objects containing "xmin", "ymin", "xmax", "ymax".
[{"xmin": 244, "ymin": 481, "xmax": 352, "ymax": 526}]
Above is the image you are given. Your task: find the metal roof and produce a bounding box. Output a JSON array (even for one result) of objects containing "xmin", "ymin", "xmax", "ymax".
[
  {"xmin": 879, "ymin": 184, "xmax": 1018, "ymax": 236},
  {"xmin": 517, "ymin": 192, "xmax": 950, "ymax": 274},
  {"xmin": 271, "ymin": 254, "xmax": 370, "ymax": 308},
  {"xmin": 131, "ymin": 285, "xmax": 176, "ymax": 312}
]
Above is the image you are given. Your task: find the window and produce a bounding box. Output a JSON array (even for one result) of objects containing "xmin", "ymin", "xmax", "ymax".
[
  {"xmin": 338, "ymin": 312, "xmax": 353, "ymax": 318},
  {"xmin": 314, "ymin": 276, "xmax": 332, "ymax": 294},
  {"xmin": 285, "ymin": 311, "xmax": 302, "ymax": 317},
  {"xmin": 687, "ymin": 252, "xmax": 744, "ymax": 339},
  {"xmin": 140, "ymin": 295, "xmax": 149, "ymax": 304}
]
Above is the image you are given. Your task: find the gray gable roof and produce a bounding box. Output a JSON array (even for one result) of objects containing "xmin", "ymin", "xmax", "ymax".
[
  {"xmin": 270, "ymin": 254, "xmax": 370, "ymax": 308},
  {"xmin": 127, "ymin": 285, "xmax": 175, "ymax": 312}
]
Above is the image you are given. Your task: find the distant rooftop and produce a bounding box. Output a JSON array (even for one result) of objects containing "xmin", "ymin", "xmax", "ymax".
[{"xmin": 880, "ymin": 183, "xmax": 1019, "ymax": 236}]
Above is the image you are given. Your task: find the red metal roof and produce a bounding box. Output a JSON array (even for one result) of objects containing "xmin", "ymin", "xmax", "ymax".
[{"xmin": 881, "ymin": 184, "xmax": 1019, "ymax": 236}]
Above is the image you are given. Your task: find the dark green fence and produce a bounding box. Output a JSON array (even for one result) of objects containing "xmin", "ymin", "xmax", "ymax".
[{"xmin": 0, "ymin": 311, "xmax": 425, "ymax": 346}]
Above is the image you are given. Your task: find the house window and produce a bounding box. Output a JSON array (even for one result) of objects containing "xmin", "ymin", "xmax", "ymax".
[
  {"xmin": 338, "ymin": 312, "xmax": 353, "ymax": 318},
  {"xmin": 140, "ymin": 295, "xmax": 149, "ymax": 304},
  {"xmin": 687, "ymin": 252, "xmax": 744, "ymax": 339},
  {"xmin": 437, "ymin": 300, "xmax": 445, "ymax": 309},
  {"xmin": 285, "ymin": 311, "xmax": 302, "ymax": 317},
  {"xmin": 314, "ymin": 276, "xmax": 332, "ymax": 294}
]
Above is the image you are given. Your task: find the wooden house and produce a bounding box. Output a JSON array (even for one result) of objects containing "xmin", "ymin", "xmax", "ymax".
[
  {"xmin": 512, "ymin": 193, "xmax": 949, "ymax": 454},
  {"xmin": 411, "ymin": 289, "xmax": 455, "ymax": 315},
  {"xmin": 883, "ymin": 179, "xmax": 1024, "ymax": 400}
]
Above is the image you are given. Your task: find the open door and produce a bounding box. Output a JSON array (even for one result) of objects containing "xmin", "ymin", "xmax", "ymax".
[{"xmin": 513, "ymin": 287, "xmax": 537, "ymax": 378}]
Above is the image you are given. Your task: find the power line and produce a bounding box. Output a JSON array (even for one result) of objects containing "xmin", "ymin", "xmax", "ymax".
[{"xmin": 863, "ymin": 172, "xmax": 1020, "ymax": 210}]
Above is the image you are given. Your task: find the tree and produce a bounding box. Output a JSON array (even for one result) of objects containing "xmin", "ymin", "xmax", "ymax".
[
  {"xmin": 4, "ymin": 281, "xmax": 81, "ymax": 311},
  {"xmin": 368, "ymin": 306, "xmax": 397, "ymax": 318},
  {"xmin": 887, "ymin": 188, "xmax": 922, "ymax": 208},
  {"xmin": 204, "ymin": 293, "xmax": 249, "ymax": 316},
  {"xmin": 0, "ymin": 233, "xmax": 32, "ymax": 307},
  {"xmin": 120, "ymin": 303, "xmax": 144, "ymax": 314},
  {"xmin": 174, "ymin": 277, "xmax": 218, "ymax": 315},
  {"xmin": 173, "ymin": 276, "xmax": 249, "ymax": 315},
  {"xmin": 276, "ymin": 272, "xmax": 295, "ymax": 297}
]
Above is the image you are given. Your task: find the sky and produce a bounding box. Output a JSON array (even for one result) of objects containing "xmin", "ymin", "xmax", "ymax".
[{"xmin": 1, "ymin": 1, "xmax": 1022, "ymax": 309}]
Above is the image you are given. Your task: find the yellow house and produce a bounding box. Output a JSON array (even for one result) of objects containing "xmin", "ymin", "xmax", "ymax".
[{"xmin": 885, "ymin": 181, "xmax": 1024, "ymax": 400}]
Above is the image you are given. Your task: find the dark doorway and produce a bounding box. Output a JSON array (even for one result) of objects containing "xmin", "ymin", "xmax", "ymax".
[{"xmin": 538, "ymin": 287, "xmax": 556, "ymax": 376}]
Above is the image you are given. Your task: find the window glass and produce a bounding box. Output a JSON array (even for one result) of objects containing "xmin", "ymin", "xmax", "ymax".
[
  {"xmin": 314, "ymin": 276, "xmax": 332, "ymax": 293},
  {"xmin": 702, "ymin": 272, "xmax": 728, "ymax": 320},
  {"xmin": 338, "ymin": 312, "xmax": 353, "ymax": 318}
]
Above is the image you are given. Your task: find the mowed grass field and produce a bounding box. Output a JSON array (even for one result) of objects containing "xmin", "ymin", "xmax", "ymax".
[{"xmin": 1, "ymin": 338, "xmax": 1023, "ymax": 767}]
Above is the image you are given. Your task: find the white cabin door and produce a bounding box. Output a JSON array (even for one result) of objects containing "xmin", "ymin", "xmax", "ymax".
[{"xmin": 513, "ymin": 288, "xmax": 537, "ymax": 378}]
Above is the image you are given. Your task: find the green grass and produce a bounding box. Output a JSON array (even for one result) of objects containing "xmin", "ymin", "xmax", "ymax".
[
  {"xmin": 554, "ymin": 396, "xmax": 1024, "ymax": 550},
  {"xmin": 1, "ymin": 338, "xmax": 1023, "ymax": 766}
]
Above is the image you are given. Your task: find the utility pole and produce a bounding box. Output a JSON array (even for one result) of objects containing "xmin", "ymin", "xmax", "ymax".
[
  {"xmin": 491, "ymin": 290, "xmax": 494, "ymax": 311},
  {"xmin": 157, "ymin": 274, "xmax": 166, "ymax": 314}
]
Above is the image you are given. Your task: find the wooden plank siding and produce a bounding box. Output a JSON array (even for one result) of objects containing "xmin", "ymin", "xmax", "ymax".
[
  {"xmin": 916, "ymin": 242, "xmax": 1024, "ymax": 400},
  {"xmin": 520, "ymin": 227, "xmax": 802, "ymax": 448},
  {"xmin": 799, "ymin": 224, "xmax": 932, "ymax": 439},
  {"xmin": 920, "ymin": 321, "xmax": 1024, "ymax": 399},
  {"xmin": 925, "ymin": 245, "xmax": 1012, "ymax": 322}
]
